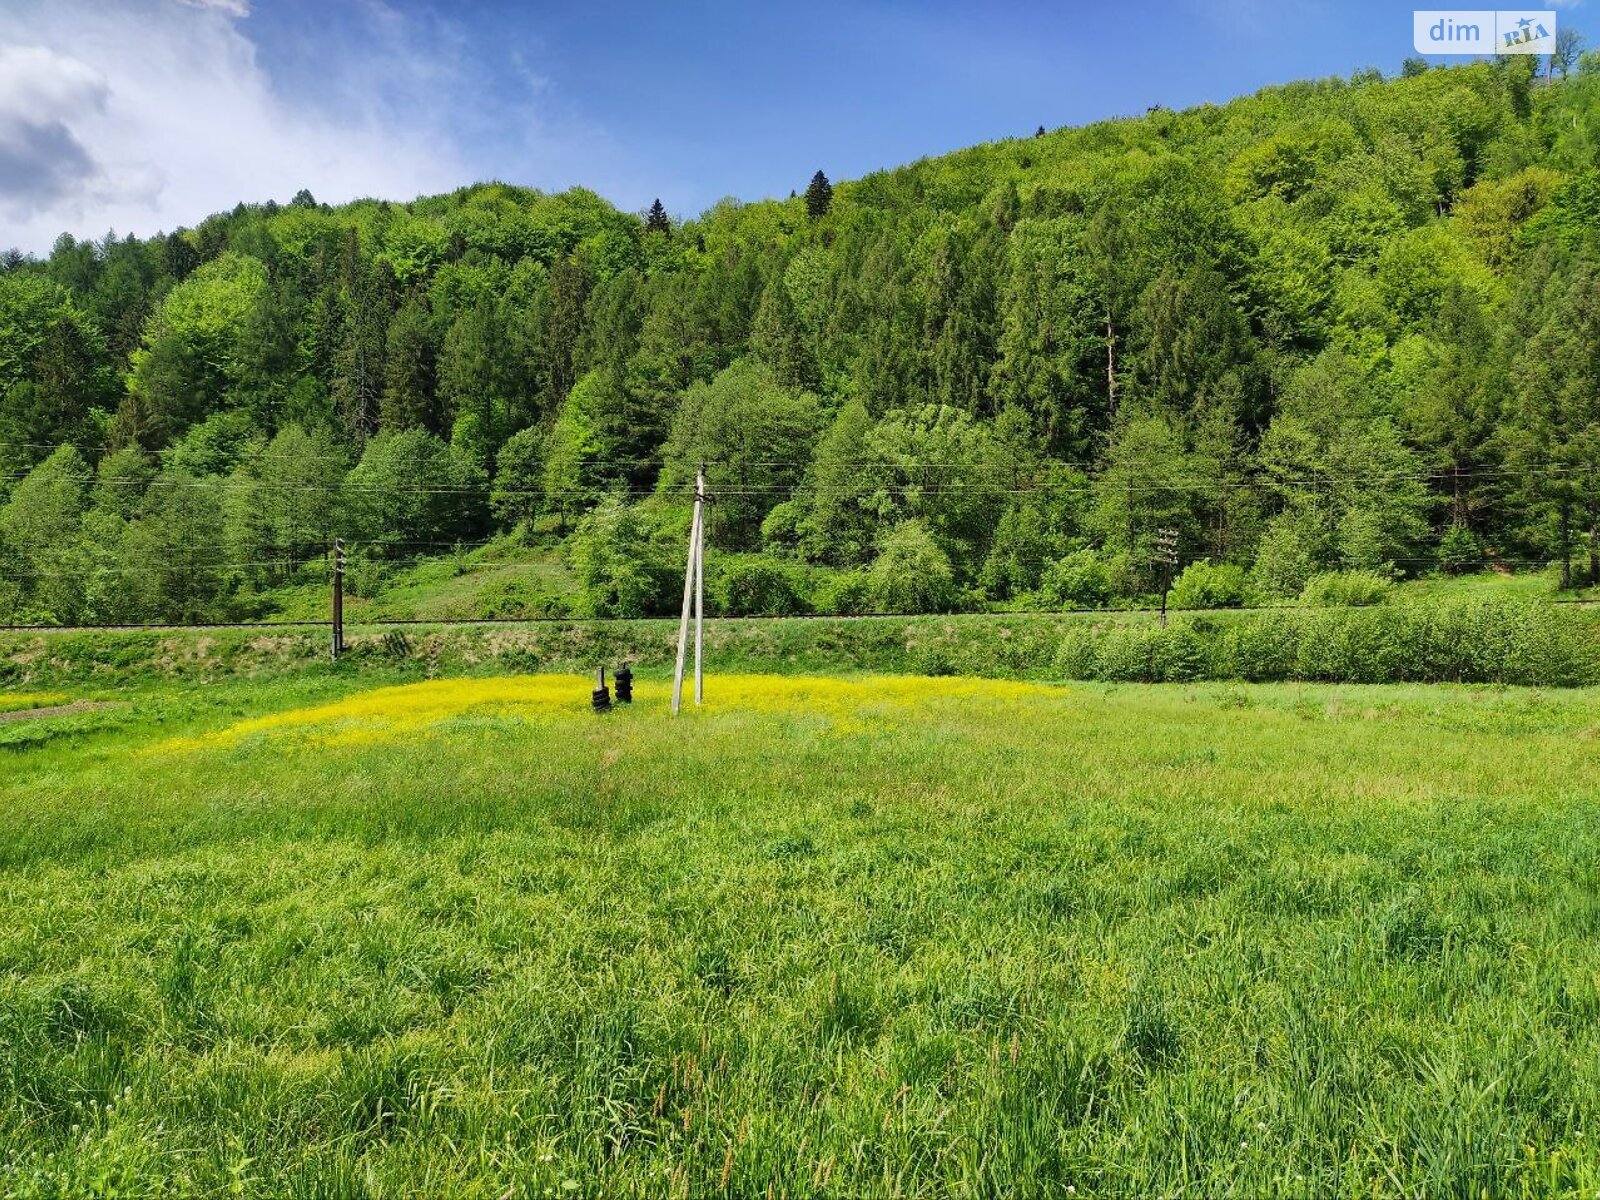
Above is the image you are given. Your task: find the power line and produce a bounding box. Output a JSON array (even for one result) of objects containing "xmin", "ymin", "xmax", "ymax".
[{"xmin": 8, "ymin": 460, "xmax": 1597, "ymax": 503}]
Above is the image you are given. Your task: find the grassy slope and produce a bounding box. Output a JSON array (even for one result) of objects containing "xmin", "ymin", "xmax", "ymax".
[
  {"xmin": 2, "ymin": 670, "xmax": 1600, "ymax": 1194},
  {"xmin": 244, "ymin": 542, "xmax": 1600, "ymax": 625},
  {"xmin": 0, "ymin": 613, "xmax": 1127, "ymax": 692},
  {"xmin": 260, "ymin": 536, "xmax": 580, "ymax": 625},
  {"xmin": 6, "ymin": 596, "xmax": 1600, "ymax": 695}
]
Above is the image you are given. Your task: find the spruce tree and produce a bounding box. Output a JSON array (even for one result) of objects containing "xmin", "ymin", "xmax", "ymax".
[
  {"xmin": 752, "ymin": 277, "xmax": 816, "ymax": 391},
  {"xmin": 645, "ymin": 198, "xmax": 670, "ymax": 234},
  {"xmin": 381, "ymin": 295, "xmax": 437, "ymax": 432},
  {"xmin": 805, "ymin": 170, "xmax": 833, "ymax": 219},
  {"xmin": 439, "ymin": 298, "xmax": 504, "ymax": 468}
]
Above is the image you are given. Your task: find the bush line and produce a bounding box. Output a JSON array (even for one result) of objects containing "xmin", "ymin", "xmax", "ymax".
[{"xmin": 1, "ymin": 600, "xmax": 1595, "ymax": 689}]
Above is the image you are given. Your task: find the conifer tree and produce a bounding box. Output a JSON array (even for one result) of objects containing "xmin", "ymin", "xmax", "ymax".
[
  {"xmin": 751, "ymin": 277, "xmax": 816, "ymax": 391},
  {"xmin": 381, "ymin": 295, "xmax": 437, "ymax": 432},
  {"xmin": 645, "ymin": 198, "xmax": 670, "ymax": 234},
  {"xmin": 805, "ymin": 170, "xmax": 833, "ymax": 219}
]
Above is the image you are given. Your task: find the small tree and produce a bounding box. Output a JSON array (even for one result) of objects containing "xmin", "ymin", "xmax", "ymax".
[
  {"xmin": 1039, "ymin": 549, "xmax": 1111, "ymax": 609},
  {"xmin": 567, "ymin": 496, "xmax": 670, "ymax": 617},
  {"xmin": 346, "ymin": 427, "xmax": 486, "ymax": 553},
  {"xmin": 1252, "ymin": 511, "xmax": 1321, "ymax": 599},
  {"xmin": 661, "ymin": 358, "xmax": 822, "ymax": 549},
  {"xmin": 1552, "ymin": 27, "xmax": 1583, "ymax": 79},
  {"xmin": 869, "ymin": 520, "xmax": 956, "ymax": 613},
  {"xmin": 491, "ymin": 425, "xmax": 546, "ymax": 534},
  {"xmin": 710, "ymin": 557, "xmax": 807, "ymax": 616},
  {"xmin": 645, "ymin": 199, "xmax": 670, "ymax": 234},
  {"xmin": 1438, "ymin": 522, "xmax": 1482, "ymax": 574},
  {"xmin": 805, "ymin": 170, "xmax": 833, "ymax": 219},
  {"xmin": 541, "ymin": 372, "xmax": 608, "ymax": 528},
  {"xmin": 980, "ymin": 503, "xmax": 1066, "ymax": 599},
  {"xmin": 0, "ymin": 445, "xmax": 90, "ymax": 620},
  {"xmin": 128, "ymin": 469, "xmax": 228, "ymax": 622},
  {"xmin": 1169, "ymin": 560, "xmax": 1252, "ymax": 609}
]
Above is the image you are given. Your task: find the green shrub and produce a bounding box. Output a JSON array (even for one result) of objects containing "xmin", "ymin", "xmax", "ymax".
[
  {"xmin": 1300, "ymin": 570, "xmax": 1392, "ymax": 607},
  {"xmin": 1088, "ymin": 624, "xmax": 1163, "ymax": 681},
  {"xmin": 1212, "ymin": 614, "xmax": 1302, "ymax": 681},
  {"xmin": 1038, "ymin": 550, "xmax": 1111, "ymax": 610},
  {"xmin": 710, "ymin": 557, "xmax": 809, "ymax": 617},
  {"xmin": 869, "ymin": 521, "xmax": 956, "ymax": 614},
  {"xmin": 1051, "ymin": 620, "xmax": 1205, "ymax": 682},
  {"xmin": 1438, "ymin": 523, "xmax": 1482, "ymax": 575},
  {"xmin": 1052, "ymin": 601, "xmax": 1600, "ymax": 686},
  {"xmin": 476, "ymin": 578, "xmax": 571, "ymax": 620},
  {"xmin": 813, "ymin": 570, "xmax": 873, "ymax": 616},
  {"xmin": 1252, "ymin": 514, "xmax": 1320, "ymax": 599},
  {"xmin": 566, "ymin": 498, "xmax": 675, "ymax": 618},
  {"xmin": 343, "ymin": 553, "xmax": 391, "ymax": 600},
  {"xmin": 1291, "ymin": 609, "xmax": 1410, "ymax": 682},
  {"xmin": 1052, "ymin": 627, "xmax": 1099, "ymax": 679},
  {"xmin": 1169, "ymin": 560, "xmax": 1251, "ymax": 609},
  {"xmin": 979, "ymin": 503, "xmax": 1067, "ymax": 599}
]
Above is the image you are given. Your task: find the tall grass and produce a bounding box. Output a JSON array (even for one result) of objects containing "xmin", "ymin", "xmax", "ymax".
[
  {"xmin": 2, "ymin": 672, "xmax": 1600, "ymax": 1193},
  {"xmin": 1055, "ymin": 600, "xmax": 1600, "ymax": 686}
]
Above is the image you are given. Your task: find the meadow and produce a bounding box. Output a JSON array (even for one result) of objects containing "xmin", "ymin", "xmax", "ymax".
[{"xmin": 2, "ymin": 661, "xmax": 1600, "ymax": 1197}]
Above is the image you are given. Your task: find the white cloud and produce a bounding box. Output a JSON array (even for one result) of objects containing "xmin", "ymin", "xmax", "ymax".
[
  {"xmin": 0, "ymin": 45, "xmax": 111, "ymax": 220},
  {"xmin": 0, "ymin": 0, "xmax": 475, "ymax": 253},
  {"xmin": 176, "ymin": 0, "xmax": 250, "ymax": 15}
]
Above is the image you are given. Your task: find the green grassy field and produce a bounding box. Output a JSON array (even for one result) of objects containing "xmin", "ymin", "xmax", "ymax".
[{"xmin": 4, "ymin": 666, "xmax": 1600, "ymax": 1197}]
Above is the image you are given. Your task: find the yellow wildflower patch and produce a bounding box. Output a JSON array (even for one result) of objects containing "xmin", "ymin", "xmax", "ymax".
[
  {"xmin": 157, "ymin": 672, "xmax": 1066, "ymax": 751},
  {"xmin": 701, "ymin": 673, "xmax": 1063, "ymax": 732},
  {"xmin": 0, "ymin": 691, "xmax": 68, "ymax": 713}
]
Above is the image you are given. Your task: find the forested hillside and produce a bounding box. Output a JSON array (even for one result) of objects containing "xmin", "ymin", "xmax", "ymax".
[{"xmin": 3, "ymin": 54, "xmax": 1600, "ymax": 624}]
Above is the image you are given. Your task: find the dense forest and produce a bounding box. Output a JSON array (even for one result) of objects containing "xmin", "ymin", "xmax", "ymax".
[{"xmin": 3, "ymin": 52, "xmax": 1600, "ymax": 623}]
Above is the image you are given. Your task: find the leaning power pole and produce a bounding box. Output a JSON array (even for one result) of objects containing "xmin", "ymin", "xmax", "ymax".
[
  {"xmin": 672, "ymin": 467, "xmax": 710, "ymax": 714},
  {"xmin": 1155, "ymin": 527, "xmax": 1179, "ymax": 628},
  {"xmin": 330, "ymin": 538, "xmax": 346, "ymax": 660}
]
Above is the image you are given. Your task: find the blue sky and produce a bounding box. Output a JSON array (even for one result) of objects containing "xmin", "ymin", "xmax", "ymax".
[{"xmin": 0, "ymin": 0, "xmax": 1586, "ymax": 252}]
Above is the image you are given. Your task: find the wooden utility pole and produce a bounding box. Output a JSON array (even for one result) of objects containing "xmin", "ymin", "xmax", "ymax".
[
  {"xmin": 331, "ymin": 538, "xmax": 346, "ymax": 659},
  {"xmin": 1156, "ymin": 527, "xmax": 1178, "ymax": 628},
  {"xmin": 672, "ymin": 467, "xmax": 708, "ymax": 714}
]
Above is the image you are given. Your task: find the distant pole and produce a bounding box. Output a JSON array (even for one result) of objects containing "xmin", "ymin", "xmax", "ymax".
[
  {"xmin": 672, "ymin": 482, "xmax": 704, "ymax": 715},
  {"xmin": 694, "ymin": 464, "xmax": 705, "ymax": 706},
  {"xmin": 1156, "ymin": 527, "xmax": 1178, "ymax": 628},
  {"xmin": 331, "ymin": 538, "xmax": 345, "ymax": 659}
]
